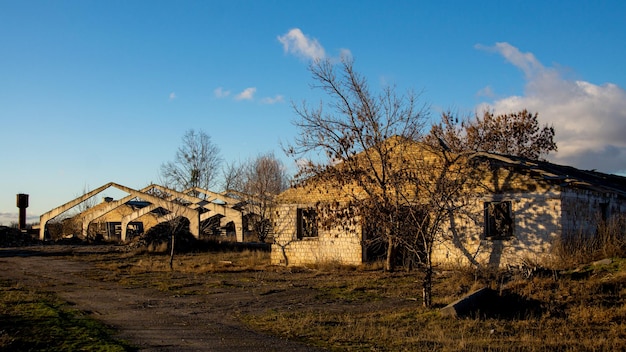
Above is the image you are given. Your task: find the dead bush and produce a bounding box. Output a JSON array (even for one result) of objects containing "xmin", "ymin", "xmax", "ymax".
[{"xmin": 552, "ymin": 214, "xmax": 626, "ymax": 268}]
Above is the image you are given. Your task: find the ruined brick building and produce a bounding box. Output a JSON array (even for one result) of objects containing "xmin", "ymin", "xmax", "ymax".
[{"xmin": 270, "ymin": 139, "xmax": 626, "ymax": 268}]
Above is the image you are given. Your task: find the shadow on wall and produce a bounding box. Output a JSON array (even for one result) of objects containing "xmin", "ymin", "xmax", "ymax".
[{"xmin": 446, "ymin": 163, "xmax": 562, "ymax": 268}]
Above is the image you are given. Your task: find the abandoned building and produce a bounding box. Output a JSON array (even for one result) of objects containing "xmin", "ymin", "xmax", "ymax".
[
  {"xmin": 38, "ymin": 182, "xmax": 249, "ymax": 242},
  {"xmin": 270, "ymin": 138, "xmax": 626, "ymax": 268}
]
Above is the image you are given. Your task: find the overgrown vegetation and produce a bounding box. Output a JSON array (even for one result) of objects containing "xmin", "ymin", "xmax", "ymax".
[
  {"xmin": 0, "ymin": 279, "xmax": 135, "ymax": 351},
  {"xmin": 282, "ymin": 56, "xmax": 563, "ymax": 309},
  {"xmin": 240, "ymin": 262, "xmax": 626, "ymax": 351},
  {"xmin": 51, "ymin": 231, "xmax": 625, "ymax": 351},
  {"xmin": 551, "ymin": 215, "xmax": 626, "ymax": 268}
]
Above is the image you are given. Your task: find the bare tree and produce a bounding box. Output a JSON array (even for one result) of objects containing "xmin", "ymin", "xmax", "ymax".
[
  {"xmin": 413, "ymin": 108, "xmax": 558, "ymax": 306},
  {"xmin": 242, "ymin": 152, "xmax": 289, "ymax": 242},
  {"xmin": 166, "ymin": 214, "xmax": 189, "ymax": 271},
  {"xmin": 75, "ymin": 184, "xmax": 98, "ymax": 214},
  {"xmin": 286, "ymin": 57, "xmax": 429, "ymax": 272},
  {"xmin": 399, "ymin": 144, "xmax": 484, "ymax": 307},
  {"xmin": 221, "ymin": 160, "xmax": 246, "ymax": 194},
  {"xmin": 427, "ymin": 109, "xmax": 557, "ymax": 160},
  {"xmin": 284, "ymin": 57, "xmax": 496, "ymax": 308},
  {"xmin": 160, "ymin": 129, "xmax": 222, "ymax": 196},
  {"xmin": 159, "ymin": 129, "xmax": 221, "ymax": 266},
  {"xmin": 221, "ymin": 153, "xmax": 289, "ymax": 242},
  {"xmin": 144, "ymin": 185, "xmax": 198, "ymax": 271}
]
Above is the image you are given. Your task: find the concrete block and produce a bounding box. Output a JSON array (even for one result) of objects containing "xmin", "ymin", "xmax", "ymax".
[
  {"xmin": 440, "ymin": 287, "xmax": 496, "ymax": 318},
  {"xmin": 592, "ymin": 258, "xmax": 612, "ymax": 266}
]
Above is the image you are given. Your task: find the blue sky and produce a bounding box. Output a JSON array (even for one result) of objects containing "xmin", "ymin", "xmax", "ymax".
[{"xmin": 2, "ymin": 1, "xmax": 626, "ymax": 225}]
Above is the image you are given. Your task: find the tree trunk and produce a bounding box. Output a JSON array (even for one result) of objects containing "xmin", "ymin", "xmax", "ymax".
[
  {"xmin": 422, "ymin": 266, "xmax": 432, "ymax": 308},
  {"xmin": 169, "ymin": 233, "xmax": 175, "ymax": 271},
  {"xmin": 385, "ymin": 236, "xmax": 395, "ymax": 272}
]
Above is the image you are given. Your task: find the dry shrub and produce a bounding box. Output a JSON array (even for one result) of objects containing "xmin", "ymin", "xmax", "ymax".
[
  {"xmin": 596, "ymin": 214, "xmax": 626, "ymax": 257},
  {"xmin": 147, "ymin": 241, "xmax": 169, "ymax": 253},
  {"xmin": 0, "ymin": 226, "xmax": 38, "ymax": 247},
  {"xmin": 552, "ymin": 214, "xmax": 626, "ymax": 268},
  {"xmin": 239, "ymin": 249, "xmax": 270, "ymax": 266},
  {"xmin": 168, "ymin": 248, "xmax": 270, "ymax": 273},
  {"xmin": 433, "ymin": 268, "xmax": 480, "ymax": 303}
]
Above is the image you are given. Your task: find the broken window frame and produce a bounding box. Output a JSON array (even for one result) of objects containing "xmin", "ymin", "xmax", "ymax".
[
  {"xmin": 296, "ymin": 208, "xmax": 318, "ymax": 239},
  {"xmin": 484, "ymin": 201, "xmax": 514, "ymax": 240}
]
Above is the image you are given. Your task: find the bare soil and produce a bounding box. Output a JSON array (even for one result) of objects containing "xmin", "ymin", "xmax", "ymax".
[{"xmin": 0, "ymin": 245, "xmax": 328, "ymax": 351}]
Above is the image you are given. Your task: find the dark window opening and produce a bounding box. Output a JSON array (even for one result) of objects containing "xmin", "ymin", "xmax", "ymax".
[
  {"xmin": 599, "ymin": 202, "xmax": 609, "ymax": 222},
  {"xmin": 297, "ymin": 208, "xmax": 318, "ymax": 239},
  {"xmin": 484, "ymin": 201, "xmax": 513, "ymax": 240}
]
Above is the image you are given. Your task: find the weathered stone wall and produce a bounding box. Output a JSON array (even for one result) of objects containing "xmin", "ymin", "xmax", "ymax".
[
  {"xmin": 560, "ymin": 188, "xmax": 626, "ymax": 237},
  {"xmin": 432, "ymin": 189, "xmax": 563, "ymax": 268},
  {"xmin": 270, "ymin": 204, "xmax": 363, "ymax": 266}
]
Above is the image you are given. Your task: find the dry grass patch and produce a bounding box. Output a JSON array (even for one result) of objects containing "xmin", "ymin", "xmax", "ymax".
[
  {"xmin": 54, "ymin": 244, "xmax": 626, "ymax": 351},
  {"xmin": 240, "ymin": 259, "xmax": 626, "ymax": 351}
]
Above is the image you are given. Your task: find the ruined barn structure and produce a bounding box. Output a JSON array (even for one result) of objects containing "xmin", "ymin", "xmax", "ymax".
[
  {"xmin": 271, "ymin": 139, "xmax": 626, "ymax": 268},
  {"xmin": 38, "ymin": 182, "xmax": 248, "ymax": 242}
]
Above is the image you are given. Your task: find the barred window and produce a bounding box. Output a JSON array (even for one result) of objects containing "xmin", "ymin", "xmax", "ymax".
[
  {"xmin": 484, "ymin": 201, "xmax": 514, "ymax": 240},
  {"xmin": 297, "ymin": 208, "xmax": 318, "ymax": 239}
]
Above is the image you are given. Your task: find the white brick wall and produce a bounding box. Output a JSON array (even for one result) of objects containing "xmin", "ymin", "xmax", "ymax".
[
  {"xmin": 272, "ymin": 187, "xmax": 626, "ymax": 268},
  {"xmin": 271, "ymin": 204, "xmax": 363, "ymax": 266},
  {"xmin": 432, "ymin": 190, "xmax": 563, "ymax": 268},
  {"xmin": 560, "ymin": 188, "xmax": 626, "ymax": 236}
]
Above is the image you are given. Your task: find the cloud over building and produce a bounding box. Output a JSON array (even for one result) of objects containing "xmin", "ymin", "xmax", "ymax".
[{"xmin": 478, "ymin": 42, "xmax": 626, "ymax": 174}]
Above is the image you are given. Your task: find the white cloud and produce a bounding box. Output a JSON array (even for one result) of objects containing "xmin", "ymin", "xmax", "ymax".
[
  {"xmin": 477, "ymin": 42, "xmax": 626, "ymax": 174},
  {"xmin": 278, "ymin": 28, "xmax": 326, "ymax": 61},
  {"xmin": 0, "ymin": 212, "xmax": 39, "ymax": 226},
  {"xmin": 261, "ymin": 95, "xmax": 284, "ymax": 104},
  {"xmin": 0, "ymin": 212, "xmax": 15, "ymax": 226},
  {"xmin": 235, "ymin": 87, "xmax": 256, "ymax": 101},
  {"xmin": 339, "ymin": 48, "xmax": 352, "ymax": 61},
  {"xmin": 214, "ymin": 87, "xmax": 231, "ymax": 98},
  {"xmin": 476, "ymin": 85, "xmax": 495, "ymax": 98},
  {"xmin": 169, "ymin": 92, "xmax": 177, "ymax": 100}
]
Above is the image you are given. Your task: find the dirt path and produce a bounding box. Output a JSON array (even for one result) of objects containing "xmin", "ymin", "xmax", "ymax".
[{"xmin": 0, "ymin": 247, "xmax": 324, "ymax": 351}]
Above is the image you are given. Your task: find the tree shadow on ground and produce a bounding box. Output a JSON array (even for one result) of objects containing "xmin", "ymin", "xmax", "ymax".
[{"xmin": 453, "ymin": 288, "xmax": 545, "ymax": 320}]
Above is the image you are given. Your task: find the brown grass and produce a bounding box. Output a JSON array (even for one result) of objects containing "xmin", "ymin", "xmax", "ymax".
[
  {"xmin": 60, "ymin": 236, "xmax": 626, "ymax": 351},
  {"xmin": 239, "ymin": 261, "xmax": 626, "ymax": 351},
  {"xmin": 551, "ymin": 214, "xmax": 626, "ymax": 268}
]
